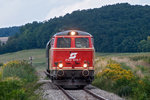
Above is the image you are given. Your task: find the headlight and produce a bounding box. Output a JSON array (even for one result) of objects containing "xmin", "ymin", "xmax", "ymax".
[
  {"xmin": 58, "ymin": 63, "xmax": 63, "ymax": 68},
  {"xmin": 83, "ymin": 64, "xmax": 87, "ymax": 68},
  {"xmin": 71, "ymin": 31, "xmax": 76, "ymax": 35}
]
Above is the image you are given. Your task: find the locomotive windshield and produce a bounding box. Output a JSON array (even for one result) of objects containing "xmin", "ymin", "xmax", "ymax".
[
  {"xmin": 75, "ymin": 38, "xmax": 89, "ymax": 48},
  {"xmin": 57, "ymin": 38, "xmax": 71, "ymax": 48}
]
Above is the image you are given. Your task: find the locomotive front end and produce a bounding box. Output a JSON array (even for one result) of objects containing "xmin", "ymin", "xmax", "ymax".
[{"xmin": 46, "ymin": 30, "xmax": 95, "ymax": 87}]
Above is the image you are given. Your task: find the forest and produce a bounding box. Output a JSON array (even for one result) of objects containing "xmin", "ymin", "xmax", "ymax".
[
  {"xmin": 0, "ymin": 26, "xmax": 20, "ymax": 37},
  {"xmin": 0, "ymin": 3, "xmax": 150, "ymax": 54}
]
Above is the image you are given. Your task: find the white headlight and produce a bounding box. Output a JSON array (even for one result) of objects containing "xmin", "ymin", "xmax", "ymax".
[
  {"xmin": 71, "ymin": 31, "xmax": 76, "ymax": 35},
  {"xmin": 58, "ymin": 63, "xmax": 63, "ymax": 68},
  {"xmin": 83, "ymin": 64, "xmax": 87, "ymax": 68}
]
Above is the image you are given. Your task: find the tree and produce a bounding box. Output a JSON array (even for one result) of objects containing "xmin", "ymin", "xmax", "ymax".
[{"xmin": 138, "ymin": 36, "xmax": 150, "ymax": 52}]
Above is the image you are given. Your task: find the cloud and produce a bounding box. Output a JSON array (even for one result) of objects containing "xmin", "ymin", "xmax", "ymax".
[
  {"xmin": 140, "ymin": 0, "xmax": 150, "ymax": 5},
  {"xmin": 45, "ymin": 0, "xmax": 136, "ymax": 20},
  {"xmin": 0, "ymin": 0, "xmax": 82, "ymax": 27},
  {"xmin": 0, "ymin": 0, "xmax": 150, "ymax": 28},
  {"xmin": 0, "ymin": 0, "xmax": 56, "ymax": 27}
]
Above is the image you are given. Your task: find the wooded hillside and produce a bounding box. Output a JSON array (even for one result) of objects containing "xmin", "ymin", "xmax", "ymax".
[
  {"xmin": 0, "ymin": 26, "xmax": 20, "ymax": 37},
  {"xmin": 0, "ymin": 3, "xmax": 150, "ymax": 53}
]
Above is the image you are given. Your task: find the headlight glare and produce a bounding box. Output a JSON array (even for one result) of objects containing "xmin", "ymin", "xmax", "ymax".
[
  {"xmin": 58, "ymin": 63, "xmax": 63, "ymax": 68},
  {"xmin": 83, "ymin": 64, "xmax": 87, "ymax": 68}
]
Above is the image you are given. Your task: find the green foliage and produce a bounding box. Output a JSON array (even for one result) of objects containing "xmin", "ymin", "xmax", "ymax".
[
  {"xmin": 0, "ymin": 77, "xmax": 26, "ymax": 100},
  {"xmin": 136, "ymin": 65, "xmax": 145, "ymax": 72},
  {"xmin": 114, "ymin": 78, "xmax": 133, "ymax": 96},
  {"xmin": 0, "ymin": 3, "xmax": 150, "ymax": 54},
  {"xmin": 92, "ymin": 63, "xmax": 150, "ymax": 99},
  {"xmin": 2, "ymin": 61, "xmax": 37, "ymax": 82},
  {"xmin": 0, "ymin": 60, "xmax": 41, "ymax": 100},
  {"xmin": 131, "ymin": 77, "xmax": 150, "ymax": 100},
  {"xmin": 0, "ymin": 26, "xmax": 20, "ymax": 37},
  {"xmin": 138, "ymin": 36, "xmax": 150, "ymax": 52},
  {"xmin": 0, "ymin": 63, "xmax": 3, "ymax": 67},
  {"xmin": 120, "ymin": 62, "xmax": 131, "ymax": 70}
]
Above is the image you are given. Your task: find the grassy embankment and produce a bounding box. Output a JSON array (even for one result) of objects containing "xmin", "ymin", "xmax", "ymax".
[
  {"xmin": 0, "ymin": 49, "xmax": 150, "ymax": 99},
  {"xmin": 93, "ymin": 52, "xmax": 150, "ymax": 99},
  {"xmin": 0, "ymin": 49, "xmax": 46, "ymax": 71},
  {"xmin": 0, "ymin": 49, "xmax": 45, "ymax": 100}
]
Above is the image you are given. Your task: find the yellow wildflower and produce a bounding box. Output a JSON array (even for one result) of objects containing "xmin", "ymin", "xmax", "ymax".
[{"xmin": 96, "ymin": 63, "xmax": 134, "ymax": 81}]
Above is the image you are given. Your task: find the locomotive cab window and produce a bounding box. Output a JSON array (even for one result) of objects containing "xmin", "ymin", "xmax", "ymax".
[
  {"xmin": 75, "ymin": 38, "xmax": 89, "ymax": 48},
  {"xmin": 57, "ymin": 38, "xmax": 71, "ymax": 48}
]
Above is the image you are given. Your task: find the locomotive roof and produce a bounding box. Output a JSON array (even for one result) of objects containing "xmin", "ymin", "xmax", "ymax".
[{"xmin": 54, "ymin": 30, "xmax": 92, "ymax": 36}]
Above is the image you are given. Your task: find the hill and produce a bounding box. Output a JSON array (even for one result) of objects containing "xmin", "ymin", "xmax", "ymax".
[
  {"xmin": 0, "ymin": 26, "xmax": 20, "ymax": 37},
  {"xmin": 0, "ymin": 3, "xmax": 150, "ymax": 54}
]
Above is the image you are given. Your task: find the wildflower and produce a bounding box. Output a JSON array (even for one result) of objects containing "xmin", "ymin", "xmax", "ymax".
[{"xmin": 96, "ymin": 63, "xmax": 134, "ymax": 81}]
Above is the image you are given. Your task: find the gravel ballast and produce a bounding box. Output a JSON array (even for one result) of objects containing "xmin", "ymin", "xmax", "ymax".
[{"xmin": 36, "ymin": 71, "xmax": 124, "ymax": 100}]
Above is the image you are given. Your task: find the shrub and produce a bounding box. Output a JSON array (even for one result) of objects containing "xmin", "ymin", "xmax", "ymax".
[
  {"xmin": 0, "ymin": 60, "xmax": 41, "ymax": 100},
  {"xmin": 2, "ymin": 60, "xmax": 37, "ymax": 82},
  {"xmin": 93, "ymin": 62, "xmax": 150, "ymax": 99},
  {"xmin": 0, "ymin": 77, "xmax": 26, "ymax": 100},
  {"xmin": 96, "ymin": 64, "xmax": 134, "ymax": 81},
  {"xmin": 130, "ymin": 77, "xmax": 150, "ymax": 100},
  {"xmin": 93, "ymin": 63, "xmax": 134, "ymax": 96},
  {"xmin": 0, "ymin": 63, "xmax": 3, "ymax": 67}
]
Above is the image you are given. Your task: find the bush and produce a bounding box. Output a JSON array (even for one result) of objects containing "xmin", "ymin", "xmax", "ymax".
[
  {"xmin": 0, "ymin": 77, "xmax": 26, "ymax": 100},
  {"xmin": 2, "ymin": 60, "xmax": 37, "ymax": 82},
  {"xmin": 0, "ymin": 60, "xmax": 41, "ymax": 100},
  {"xmin": 93, "ymin": 64, "xmax": 134, "ymax": 96},
  {"xmin": 92, "ymin": 63, "xmax": 150, "ymax": 99},
  {"xmin": 0, "ymin": 63, "xmax": 3, "ymax": 67}
]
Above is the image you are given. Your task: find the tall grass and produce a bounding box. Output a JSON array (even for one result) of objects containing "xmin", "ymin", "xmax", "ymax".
[
  {"xmin": 2, "ymin": 61, "xmax": 37, "ymax": 82},
  {"xmin": 130, "ymin": 55, "xmax": 150, "ymax": 64}
]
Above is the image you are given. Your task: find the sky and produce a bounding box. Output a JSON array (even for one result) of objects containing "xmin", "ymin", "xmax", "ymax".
[{"xmin": 0, "ymin": 0, "xmax": 150, "ymax": 28}]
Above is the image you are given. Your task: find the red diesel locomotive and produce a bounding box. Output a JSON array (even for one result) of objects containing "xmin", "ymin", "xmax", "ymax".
[{"xmin": 46, "ymin": 30, "xmax": 94, "ymax": 87}]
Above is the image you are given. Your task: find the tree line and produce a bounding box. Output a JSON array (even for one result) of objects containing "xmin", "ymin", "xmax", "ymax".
[
  {"xmin": 0, "ymin": 26, "xmax": 20, "ymax": 37},
  {"xmin": 0, "ymin": 3, "xmax": 150, "ymax": 54}
]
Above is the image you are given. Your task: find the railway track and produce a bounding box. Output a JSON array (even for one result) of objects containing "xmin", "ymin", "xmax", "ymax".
[
  {"xmin": 57, "ymin": 85, "xmax": 108, "ymax": 100},
  {"xmin": 83, "ymin": 88, "xmax": 108, "ymax": 100},
  {"xmin": 40, "ymin": 71, "xmax": 122, "ymax": 100},
  {"xmin": 45, "ymin": 71, "xmax": 108, "ymax": 100}
]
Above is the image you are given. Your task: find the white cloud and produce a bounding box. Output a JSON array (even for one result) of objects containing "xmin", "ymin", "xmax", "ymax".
[
  {"xmin": 0, "ymin": 0, "xmax": 150, "ymax": 28},
  {"xmin": 45, "ymin": 0, "xmax": 136, "ymax": 20},
  {"xmin": 140, "ymin": 0, "xmax": 150, "ymax": 5},
  {"xmin": 0, "ymin": 0, "xmax": 58, "ymax": 27}
]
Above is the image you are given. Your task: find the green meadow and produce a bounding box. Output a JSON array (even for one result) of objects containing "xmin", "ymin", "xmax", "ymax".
[{"xmin": 0, "ymin": 49, "xmax": 46, "ymax": 71}]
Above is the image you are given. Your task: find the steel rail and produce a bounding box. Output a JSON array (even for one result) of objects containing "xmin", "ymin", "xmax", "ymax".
[
  {"xmin": 83, "ymin": 88, "xmax": 108, "ymax": 100},
  {"xmin": 47, "ymin": 78, "xmax": 108, "ymax": 100},
  {"xmin": 57, "ymin": 86, "xmax": 77, "ymax": 100}
]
